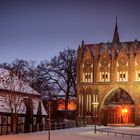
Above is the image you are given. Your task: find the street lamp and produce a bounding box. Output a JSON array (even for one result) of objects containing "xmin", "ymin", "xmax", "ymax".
[
  {"xmin": 48, "ymin": 101, "xmax": 51, "ymax": 140},
  {"xmin": 92, "ymin": 102, "xmax": 99, "ymax": 133}
]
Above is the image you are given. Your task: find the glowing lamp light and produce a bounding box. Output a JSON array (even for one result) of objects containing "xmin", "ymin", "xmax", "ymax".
[{"xmin": 121, "ymin": 108, "xmax": 128, "ymax": 114}]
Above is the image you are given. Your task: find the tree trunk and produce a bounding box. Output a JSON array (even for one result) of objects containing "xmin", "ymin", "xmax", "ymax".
[{"xmin": 12, "ymin": 115, "xmax": 18, "ymax": 134}]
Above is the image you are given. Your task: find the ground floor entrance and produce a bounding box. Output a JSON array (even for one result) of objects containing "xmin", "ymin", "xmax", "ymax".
[
  {"xmin": 100, "ymin": 105, "xmax": 135, "ymax": 126},
  {"xmin": 100, "ymin": 88, "xmax": 135, "ymax": 126},
  {"xmin": 77, "ymin": 87, "xmax": 137, "ymax": 126}
]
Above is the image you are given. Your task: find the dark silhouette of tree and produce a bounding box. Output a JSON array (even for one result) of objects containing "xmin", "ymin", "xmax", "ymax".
[
  {"xmin": 36, "ymin": 61, "xmax": 58, "ymax": 97},
  {"xmin": 47, "ymin": 48, "xmax": 77, "ymax": 119},
  {"xmin": 0, "ymin": 49, "xmax": 77, "ymax": 113},
  {"xmin": 0, "ymin": 59, "xmax": 46, "ymax": 95}
]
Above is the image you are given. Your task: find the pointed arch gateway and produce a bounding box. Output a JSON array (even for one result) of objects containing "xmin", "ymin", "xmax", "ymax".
[{"xmin": 101, "ymin": 88, "xmax": 135, "ymax": 126}]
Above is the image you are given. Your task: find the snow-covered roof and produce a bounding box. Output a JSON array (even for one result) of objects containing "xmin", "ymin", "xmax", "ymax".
[
  {"xmin": 0, "ymin": 68, "xmax": 47, "ymax": 115},
  {"xmin": 0, "ymin": 68, "xmax": 40, "ymax": 95},
  {"xmin": 0, "ymin": 95, "xmax": 47, "ymax": 115},
  {"xmin": 33, "ymin": 98, "xmax": 47, "ymax": 115}
]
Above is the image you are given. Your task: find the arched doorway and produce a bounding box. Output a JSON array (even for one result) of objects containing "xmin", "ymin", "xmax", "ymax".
[{"xmin": 101, "ymin": 88, "xmax": 135, "ymax": 126}]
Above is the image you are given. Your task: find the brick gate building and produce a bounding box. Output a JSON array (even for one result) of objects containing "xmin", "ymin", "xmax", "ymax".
[{"xmin": 77, "ymin": 23, "xmax": 140, "ymax": 126}]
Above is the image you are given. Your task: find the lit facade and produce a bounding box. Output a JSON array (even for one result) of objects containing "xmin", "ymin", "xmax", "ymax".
[{"xmin": 77, "ymin": 23, "xmax": 140, "ymax": 126}]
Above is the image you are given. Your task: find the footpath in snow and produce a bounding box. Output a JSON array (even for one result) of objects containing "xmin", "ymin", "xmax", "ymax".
[{"xmin": 0, "ymin": 126, "xmax": 140, "ymax": 140}]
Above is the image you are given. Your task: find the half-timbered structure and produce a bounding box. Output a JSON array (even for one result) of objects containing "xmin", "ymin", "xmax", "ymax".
[{"xmin": 0, "ymin": 68, "xmax": 47, "ymax": 134}]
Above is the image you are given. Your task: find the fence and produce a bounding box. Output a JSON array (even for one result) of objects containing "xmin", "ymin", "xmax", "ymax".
[
  {"xmin": 50, "ymin": 120, "xmax": 76, "ymax": 130},
  {"xmin": 96, "ymin": 127, "xmax": 140, "ymax": 139},
  {"xmin": 0, "ymin": 120, "xmax": 76, "ymax": 135}
]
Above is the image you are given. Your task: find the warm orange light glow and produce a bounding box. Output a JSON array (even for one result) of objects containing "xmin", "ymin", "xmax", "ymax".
[
  {"xmin": 68, "ymin": 100, "xmax": 76, "ymax": 110},
  {"xmin": 58, "ymin": 100, "xmax": 65, "ymax": 110},
  {"xmin": 57, "ymin": 99, "xmax": 76, "ymax": 111},
  {"xmin": 121, "ymin": 108, "xmax": 128, "ymax": 114}
]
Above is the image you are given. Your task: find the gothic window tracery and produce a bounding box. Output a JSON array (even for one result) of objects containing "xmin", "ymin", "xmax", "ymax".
[
  {"xmin": 105, "ymin": 88, "xmax": 134, "ymax": 105},
  {"xmin": 135, "ymin": 54, "xmax": 140, "ymax": 81},
  {"xmin": 82, "ymin": 59, "xmax": 93, "ymax": 82},
  {"xmin": 78, "ymin": 88, "xmax": 84, "ymax": 116},
  {"xmin": 117, "ymin": 49, "xmax": 128, "ymax": 82},
  {"xmin": 85, "ymin": 88, "xmax": 92, "ymax": 116},
  {"xmin": 92, "ymin": 90, "xmax": 99, "ymax": 116},
  {"xmin": 99, "ymin": 50, "xmax": 110, "ymax": 82},
  {"xmin": 118, "ymin": 57, "xmax": 127, "ymax": 66}
]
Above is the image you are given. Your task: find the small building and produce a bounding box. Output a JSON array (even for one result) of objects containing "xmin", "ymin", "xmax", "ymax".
[
  {"xmin": 0, "ymin": 68, "xmax": 47, "ymax": 134},
  {"xmin": 43, "ymin": 95, "xmax": 77, "ymax": 120}
]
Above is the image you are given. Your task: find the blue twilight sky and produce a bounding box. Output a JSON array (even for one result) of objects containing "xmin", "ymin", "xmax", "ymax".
[{"xmin": 0, "ymin": 0, "xmax": 140, "ymax": 63}]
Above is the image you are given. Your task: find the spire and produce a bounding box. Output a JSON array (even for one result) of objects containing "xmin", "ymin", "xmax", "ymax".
[{"xmin": 112, "ymin": 16, "xmax": 120, "ymax": 43}]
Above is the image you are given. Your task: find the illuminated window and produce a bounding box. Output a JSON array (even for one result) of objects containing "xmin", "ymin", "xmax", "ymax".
[
  {"xmin": 82, "ymin": 59, "xmax": 93, "ymax": 82},
  {"xmin": 92, "ymin": 93, "xmax": 99, "ymax": 116},
  {"xmin": 117, "ymin": 57, "xmax": 128, "ymax": 82},
  {"xmin": 100, "ymin": 72, "xmax": 110, "ymax": 82},
  {"xmin": 136, "ymin": 71, "xmax": 140, "ymax": 81},
  {"xmin": 83, "ymin": 72, "xmax": 92, "ymax": 82},
  {"xmin": 120, "ymin": 74, "xmax": 122, "ymax": 78},
  {"xmin": 117, "ymin": 71, "xmax": 128, "ymax": 82},
  {"xmin": 58, "ymin": 100, "xmax": 65, "ymax": 110},
  {"xmin": 68, "ymin": 100, "xmax": 76, "ymax": 110}
]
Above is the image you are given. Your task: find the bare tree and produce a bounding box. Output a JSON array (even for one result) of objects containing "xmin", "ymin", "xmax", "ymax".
[
  {"xmin": 0, "ymin": 59, "xmax": 29, "ymax": 79},
  {"xmin": 47, "ymin": 48, "xmax": 77, "ymax": 119},
  {"xmin": 36, "ymin": 61, "xmax": 58, "ymax": 97},
  {"xmin": 0, "ymin": 70, "xmax": 27, "ymax": 133},
  {"xmin": 0, "ymin": 59, "xmax": 52, "ymax": 98}
]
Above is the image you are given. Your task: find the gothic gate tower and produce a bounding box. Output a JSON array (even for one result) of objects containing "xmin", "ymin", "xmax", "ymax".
[{"xmin": 77, "ymin": 21, "xmax": 140, "ymax": 126}]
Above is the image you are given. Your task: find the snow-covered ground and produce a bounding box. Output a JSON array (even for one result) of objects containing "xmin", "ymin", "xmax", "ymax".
[{"xmin": 0, "ymin": 126, "xmax": 140, "ymax": 140}]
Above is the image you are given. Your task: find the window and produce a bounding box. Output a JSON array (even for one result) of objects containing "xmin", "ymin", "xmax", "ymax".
[
  {"xmin": 8, "ymin": 116, "xmax": 11, "ymax": 124},
  {"xmin": 117, "ymin": 71, "xmax": 128, "ymax": 82},
  {"xmin": 1, "ymin": 116, "xmax": 7, "ymax": 124},
  {"xmin": 92, "ymin": 93, "xmax": 99, "ymax": 116},
  {"xmin": 33, "ymin": 117, "xmax": 36, "ymax": 125},
  {"xmin": 117, "ymin": 57, "xmax": 128, "ymax": 82},
  {"xmin": 42, "ymin": 117, "xmax": 45, "ymax": 124},
  {"xmin": 136, "ymin": 71, "xmax": 140, "ymax": 81},
  {"xmin": 100, "ymin": 72, "xmax": 110, "ymax": 82},
  {"xmin": 85, "ymin": 94, "xmax": 92, "ymax": 116},
  {"xmin": 83, "ymin": 72, "xmax": 93, "ymax": 82},
  {"xmin": 82, "ymin": 59, "xmax": 93, "ymax": 82},
  {"xmin": 120, "ymin": 74, "xmax": 122, "ymax": 78},
  {"xmin": 18, "ymin": 117, "xmax": 22, "ymax": 124}
]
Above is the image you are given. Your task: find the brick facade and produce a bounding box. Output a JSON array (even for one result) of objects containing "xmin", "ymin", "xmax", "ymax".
[{"xmin": 77, "ymin": 24, "xmax": 140, "ymax": 126}]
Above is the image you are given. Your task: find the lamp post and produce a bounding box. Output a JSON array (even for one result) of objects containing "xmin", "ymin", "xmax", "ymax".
[
  {"xmin": 92, "ymin": 102, "xmax": 99, "ymax": 133},
  {"xmin": 48, "ymin": 101, "xmax": 51, "ymax": 140}
]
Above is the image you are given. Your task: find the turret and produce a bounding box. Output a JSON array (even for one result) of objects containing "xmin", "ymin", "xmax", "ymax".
[{"xmin": 112, "ymin": 17, "xmax": 120, "ymax": 44}]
